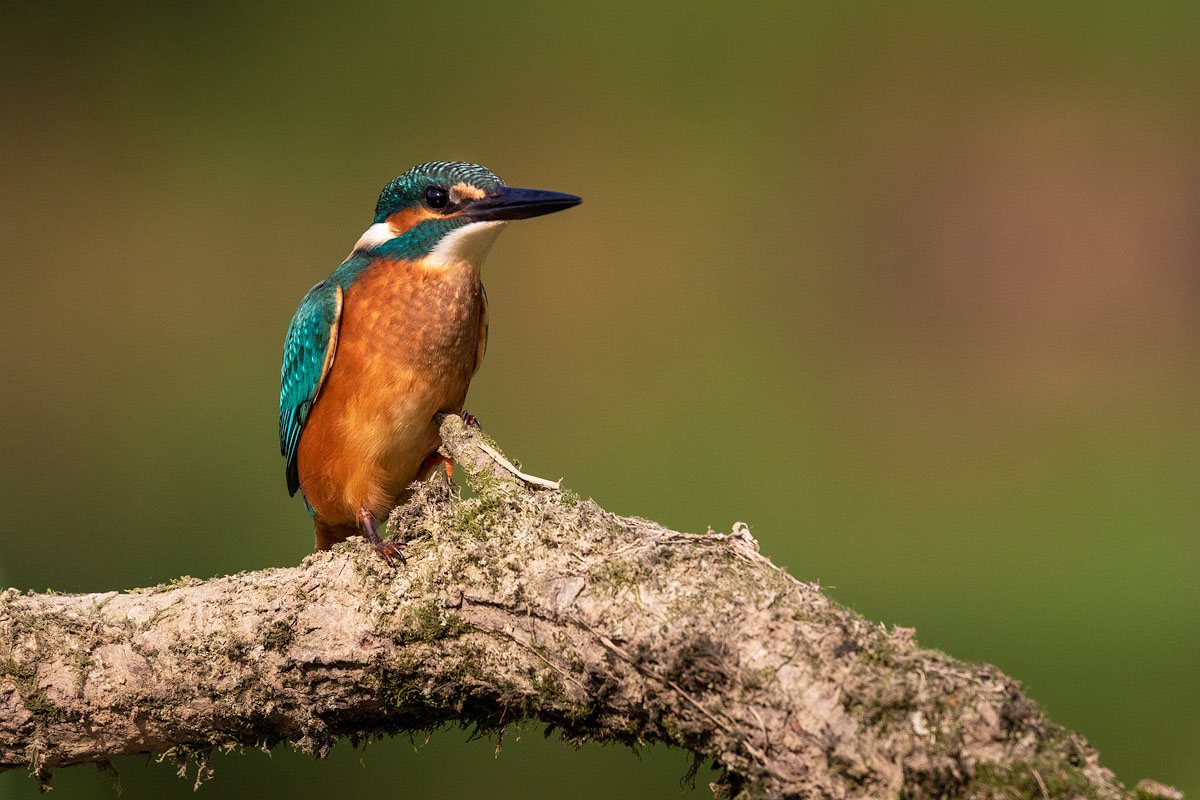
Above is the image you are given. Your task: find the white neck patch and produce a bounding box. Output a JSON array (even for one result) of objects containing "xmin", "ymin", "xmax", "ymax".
[
  {"xmin": 425, "ymin": 220, "xmax": 508, "ymax": 271},
  {"xmin": 353, "ymin": 221, "xmax": 396, "ymax": 251}
]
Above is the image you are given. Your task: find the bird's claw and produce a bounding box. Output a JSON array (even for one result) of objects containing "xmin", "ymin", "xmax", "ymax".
[
  {"xmin": 433, "ymin": 410, "xmax": 480, "ymax": 430},
  {"xmin": 373, "ymin": 539, "xmax": 406, "ymax": 567},
  {"xmin": 359, "ymin": 507, "xmax": 405, "ymax": 567}
]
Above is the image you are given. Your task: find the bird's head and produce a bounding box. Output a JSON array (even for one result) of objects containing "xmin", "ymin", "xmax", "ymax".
[{"xmin": 352, "ymin": 161, "xmax": 580, "ymax": 268}]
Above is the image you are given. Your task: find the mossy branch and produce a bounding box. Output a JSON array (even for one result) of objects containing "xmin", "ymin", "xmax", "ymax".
[{"xmin": 0, "ymin": 416, "xmax": 1180, "ymax": 799}]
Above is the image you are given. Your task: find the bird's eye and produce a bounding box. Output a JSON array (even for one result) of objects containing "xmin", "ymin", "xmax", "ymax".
[{"xmin": 424, "ymin": 186, "xmax": 449, "ymax": 210}]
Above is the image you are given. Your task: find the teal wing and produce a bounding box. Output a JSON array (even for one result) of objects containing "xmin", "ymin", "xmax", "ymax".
[{"xmin": 279, "ymin": 279, "xmax": 343, "ymax": 496}]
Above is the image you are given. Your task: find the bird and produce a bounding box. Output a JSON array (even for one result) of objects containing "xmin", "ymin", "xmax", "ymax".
[{"xmin": 279, "ymin": 161, "xmax": 580, "ymax": 563}]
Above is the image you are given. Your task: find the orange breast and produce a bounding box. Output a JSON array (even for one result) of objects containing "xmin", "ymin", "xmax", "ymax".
[{"xmin": 296, "ymin": 258, "xmax": 484, "ymax": 526}]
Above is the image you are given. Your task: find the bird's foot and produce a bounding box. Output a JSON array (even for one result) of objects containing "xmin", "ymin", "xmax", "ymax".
[
  {"xmin": 430, "ymin": 452, "xmax": 455, "ymax": 479},
  {"xmin": 359, "ymin": 507, "xmax": 405, "ymax": 567},
  {"xmin": 433, "ymin": 409, "xmax": 481, "ymax": 429},
  {"xmin": 427, "ymin": 411, "xmax": 480, "ymax": 480}
]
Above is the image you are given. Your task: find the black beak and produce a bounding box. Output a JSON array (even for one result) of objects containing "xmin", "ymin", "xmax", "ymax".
[{"xmin": 467, "ymin": 186, "xmax": 582, "ymax": 221}]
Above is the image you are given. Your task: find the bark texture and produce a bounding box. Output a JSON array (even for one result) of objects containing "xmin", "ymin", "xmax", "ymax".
[{"xmin": 0, "ymin": 417, "xmax": 1177, "ymax": 799}]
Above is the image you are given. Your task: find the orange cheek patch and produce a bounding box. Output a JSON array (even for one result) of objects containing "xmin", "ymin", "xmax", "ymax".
[{"xmin": 385, "ymin": 207, "xmax": 439, "ymax": 235}]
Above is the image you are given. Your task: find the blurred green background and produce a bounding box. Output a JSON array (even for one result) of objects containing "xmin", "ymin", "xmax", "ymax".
[{"xmin": 2, "ymin": 2, "xmax": 1197, "ymax": 797}]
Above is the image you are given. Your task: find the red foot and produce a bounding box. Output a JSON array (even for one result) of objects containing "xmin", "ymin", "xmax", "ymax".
[
  {"xmin": 373, "ymin": 540, "xmax": 406, "ymax": 567},
  {"xmin": 359, "ymin": 508, "xmax": 405, "ymax": 566},
  {"xmin": 426, "ymin": 410, "xmax": 479, "ymax": 481},
  {"xmin": 429, "ymin": 452, "xmax": 455, "ymax": 479}
]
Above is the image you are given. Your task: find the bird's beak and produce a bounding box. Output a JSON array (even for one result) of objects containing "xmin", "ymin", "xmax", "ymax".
[{"xmin": 467, "ymin": 186, "xmax": 582, "ymax": 221}]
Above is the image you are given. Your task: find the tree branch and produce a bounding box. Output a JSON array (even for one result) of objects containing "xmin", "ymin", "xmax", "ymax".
[{"xmin": 0, "ymin": 417, "xmax": 1180, "ymax": 799}]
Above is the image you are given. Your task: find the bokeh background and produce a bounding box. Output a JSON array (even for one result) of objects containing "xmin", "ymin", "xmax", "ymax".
[{"xmin": 2, "ymin": 2, "xmax": 1197, "ymax": 798}]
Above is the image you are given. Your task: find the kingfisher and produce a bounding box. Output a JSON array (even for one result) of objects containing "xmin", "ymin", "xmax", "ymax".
[{"xmin": 279, "ymin": 161, "xmax": 580, "ymax": 563}]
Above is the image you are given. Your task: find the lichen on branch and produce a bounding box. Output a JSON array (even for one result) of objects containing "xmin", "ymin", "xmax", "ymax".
[{"xmin": 0, "ymin": 416, "xmax": 1175, "ymax": 800}]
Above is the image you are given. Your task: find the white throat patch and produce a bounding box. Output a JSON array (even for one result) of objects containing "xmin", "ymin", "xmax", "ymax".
[
  {"xmin": 426, "ymin": 220, "xmax": 509, "ymax": 271},
  {"xmin": 347, "ymin": 219, "xmax": 508, "ymax": 270}
]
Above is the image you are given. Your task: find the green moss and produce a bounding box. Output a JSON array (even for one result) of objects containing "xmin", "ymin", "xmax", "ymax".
[
  {"xmin": 591, "ymin": 557, "xmax": 648, "ymax": 597},
  {"xmin": 141, "ymin": 602, "xmax": 176, "ymax": 630},
  {"xmin": 260, "ymin": 620, "xmax": 294, "ymax": 652},
  {"xmin": 1137, "ymin": 783, "xmax": 1183, "ymax": 800},
  {"xmin": 527, "ymin": 667, "xmax": 564, "ymax": 701},
  {"xmin": 559, "ymin": 700, "xmax": 603, "ymax": 739},
  {"xmin": 71, "ymin": 649, "xmax": 92, "ymax": 693},
  {"xmin": 449, "ymin": 497, "xmax": 499, "ymax": 541},
  {"xmin": 2, "ymin": 658, "xmax": 66, "ymax": 722},
  {"xmin": 394, "ymin": 601, "xmax": 471, "ymax": 645},
  {"xmin": 157, "ymin": 742, "xmax": 215, "ymax": 787},
  {"xmin": 375, "ymin": 657, "xmax": 429, "ymax": 710},
  {"xmin": 738, "ymin": 666, "xmax": 775, "ymax": 694},
  {"xmin": 965, "ymin": 759, "xmax": 1099, "ymax": 800},
  {"xmin": 379, "ymin": 680, "xmax": 426, "ymax": 709}
]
